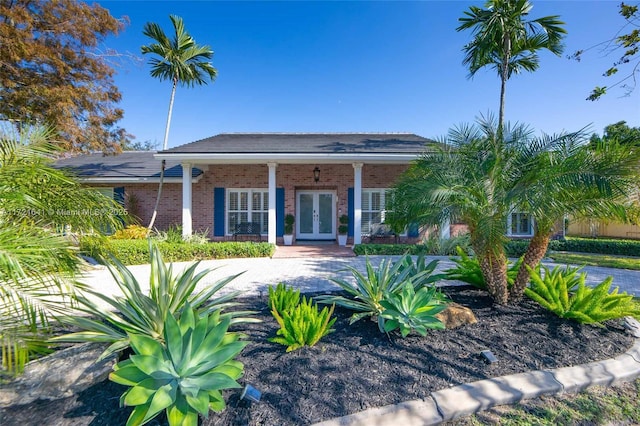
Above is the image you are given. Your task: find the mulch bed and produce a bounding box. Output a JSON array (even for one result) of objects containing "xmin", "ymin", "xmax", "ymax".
[{"xmin": 0, "ymin": 286, "xmax": 635, "ymax": 426}]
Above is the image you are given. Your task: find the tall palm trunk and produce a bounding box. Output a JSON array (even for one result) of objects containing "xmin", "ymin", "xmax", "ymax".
[
  {"xmin": 498, "ymin": 34, "xmax": 511, "ymax": 136},
  {"xmin": 479, "ymin": 252, "xmax": 509, "ymax": 304},
  {"xmin": 147, "ymin": 78, "xmax": 178, "ymax": 231},
  {"xmin": 510, "ymin": 231, "xmax": 551, "ymax": 299}
]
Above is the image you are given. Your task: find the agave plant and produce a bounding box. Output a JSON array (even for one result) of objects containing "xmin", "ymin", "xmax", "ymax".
[
  {"xmin": 317, "ymin": 254, "xmax": 442, "ymax": 331},
  {"xmin": 51, "ymin": 242, "xmax": 256, "ymax": 359},
  {"xmin": 380, "ymin": 284, "xmax": 448, "ymax": 337},
  {"xmin": 110, "ymin": 305, "xmax": 247, "ymax": 426}
]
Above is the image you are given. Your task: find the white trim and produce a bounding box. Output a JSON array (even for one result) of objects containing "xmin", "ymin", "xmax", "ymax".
[
  {"xmin": 267, "ymin": 163, "xmax": 277, "ymax": 244},
  {"xmin": 182, "ymin": 163, "xmax": 193, "ymax": 238},
  {"xmin": 353, "ymin": 163, "xmax": 363, "ymax": 245},
  {"xmin": 78, "ymin": 176, "xmax": 203, "ymax": 184},
  {"xmin": 154, "ymin": 152, "xmax": 420, "ymax": 164}
]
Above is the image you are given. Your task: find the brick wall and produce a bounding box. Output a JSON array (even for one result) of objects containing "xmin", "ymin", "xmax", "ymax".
[{"xmin": 93, "ymin": 163, "xmax": 410, "ymax": 239}]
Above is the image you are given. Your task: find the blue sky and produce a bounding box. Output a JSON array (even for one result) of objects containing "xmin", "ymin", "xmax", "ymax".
[{"xmin": 99, "ymin": 1, "xmax": 639, "ymax": 149}]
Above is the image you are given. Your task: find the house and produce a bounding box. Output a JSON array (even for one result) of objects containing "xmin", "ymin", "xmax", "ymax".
[{"xmin": 56, "ymin": 133, "xmax": 456, "ymax": 244}]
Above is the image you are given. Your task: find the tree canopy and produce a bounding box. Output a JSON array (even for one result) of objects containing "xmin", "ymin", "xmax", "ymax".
[
  {"xmin": 0, "ymin": 0, "xmax": 130, "ymax": 153},
  {"xmin": 457, "ymin": 0, "xmax": 566, "ymax": 131},
  {"xmin": 590, "ymin": 121, "xmax": 640, "ymax": 147},
  {"xmin": 571, "ymin": 2, "xmax": 640, "ymax": 101}
]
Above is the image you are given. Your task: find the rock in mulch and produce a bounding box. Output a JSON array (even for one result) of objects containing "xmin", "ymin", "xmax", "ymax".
[{"xmin": 0, "ymin": 342, "xmax": 116, "ymax": 406}]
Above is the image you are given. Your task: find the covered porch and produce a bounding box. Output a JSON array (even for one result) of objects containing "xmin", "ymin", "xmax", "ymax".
[{"xmin": 154, "ymin": 133, "xmax": 445, "ymax": 244}]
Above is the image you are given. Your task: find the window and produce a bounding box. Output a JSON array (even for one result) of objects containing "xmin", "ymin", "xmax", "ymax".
[
  {"xmin": 361, "ymin": 189, "xmax": 391, "ymax": 235},
  {"xmin": 95, "ymin": 187, "xmax": 114, "ymax": 199},
  {"xmin": 227, "ymin": 189, "xmax": 268, "ymax": 234},
  {"xmin": 509, "ymin": 212, "xmax": 534, "ymax": 237}
]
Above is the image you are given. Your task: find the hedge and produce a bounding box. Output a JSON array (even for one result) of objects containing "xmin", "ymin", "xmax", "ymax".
[
  {"xmin": 80, "ymin": 236, "xmax": 275, "ymax": 265},
  {"xmin": 355, "ymin": 237, "xmax": 640, "ymax": 258}
]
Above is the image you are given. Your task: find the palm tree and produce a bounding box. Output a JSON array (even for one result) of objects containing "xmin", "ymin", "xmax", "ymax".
[
  {"xmin": 0, "ymin": 125, "xmax": 124, "ymax": 375},
  {"xmin": 390, "ymin": 117, "xmax": 537, "ymax": 304},
  {"xmin": 457, "ymin": 0, "xmax": 566, "ymax": 132},
  {"xmin": 509, "ymin": 135, "xmax": 640, "ymax": 298},
  {"xmin": 141, "ymin": 15, "xmax": 217, "ymax": 230}
]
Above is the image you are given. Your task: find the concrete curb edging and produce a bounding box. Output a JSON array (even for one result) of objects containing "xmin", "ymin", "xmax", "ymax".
[{"xmin": 312, "ymin": 317, "xmax": 640, "ymax": 426}]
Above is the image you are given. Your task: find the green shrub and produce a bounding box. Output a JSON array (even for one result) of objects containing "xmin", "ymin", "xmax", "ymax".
[
  {"xmin": 380, "ymin": 284, "xmax": 448, "ymax": 337},
  {"xmin": 504, "ymin": 239, "xmax": 534, "ymax": 257},
  {"xmin": 317, "ymin": 254, "xmax": 442, "ymax": 331},
  {"xmin": 111, "ymin": 224, "xmax": 149, "ymax": 240},
  {"xmin": 109, "ymin": 306, "xmax": 247, "ymax": 426},
  {"xmin": 422, "ymin": 233, "xmax": 472, "ymax": 256},
  {"xmin": 552, "ymin": 237, "xmax": 640, "ymax": 257},
  {"xmin": 79, "ymin": 237, "xmax": 275, "ymax": 265},
  {"xmin": 443, "ymin": 246, "xmax": 522, "ymax": 289},
  {"xmin": 268, "ymin": 282, "xmax": 301, "ymax": 317},
  {"xmin": 525, "ymin": 265, "xmax": 640, "ymax": 325},
  {"xmin": 356, "ymin": 236, "xmax": 640, "ymax": 258},
  {"xmin": 52, "ymin": 242, "xmax": 256, "ymax": 359},
  {"xmin": 153, "ymin": 224, "xmax": 184, "ymax": 243},
  {"xmin": 269, "ymin": 295, "xmax": 336, "ymax": 352},
  {"xmin": 353, "ymin": 244, "xmax": 425, "ymax": 256},
  {"xmin": 152, "ymin": 224, "xmax": 210, "ymax": 244}
]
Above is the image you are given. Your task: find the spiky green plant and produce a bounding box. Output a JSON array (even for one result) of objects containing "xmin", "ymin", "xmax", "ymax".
[
  {"xmin": 109, "ymin": 305, "xmax": 247, "ymax": 426},
  {"xmin": 269, "ymin": 296, "xmax": 336, "ymax": 352},
  {"xmin": 51, "ymin": 241, "xmax": 256, "ymax": 359},
  {"xmin": 380, "ymin": 284, "xmax": 448, "ymax": 337},
  {"xmin": 268, "ymin": 282, "xmax": 300, "ymax": 317},
  {"xmin": 525, "ymin": 265, "xmax": 640, "ymax": 325},
  {"xmin": 317, "ymin": 255, "xmax": 442, "ymax": 331},
  {"xmin": 444, "ymin": 246, "xmax": 522, "ymax": 289}
]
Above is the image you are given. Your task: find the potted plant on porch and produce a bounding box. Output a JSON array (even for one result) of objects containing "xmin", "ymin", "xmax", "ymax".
[
  {"xmin": 283, "ymin": 214, "xmax": 295, "ymax": 245},
  {"xmin": 338, "ymin": 214, "xmax": 349, "ymax": 246}
]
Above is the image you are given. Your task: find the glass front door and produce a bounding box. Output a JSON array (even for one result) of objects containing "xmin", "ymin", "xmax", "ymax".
[{"xmin": 296, "ymin": 191, "xmax": 336, "ymax": 240}]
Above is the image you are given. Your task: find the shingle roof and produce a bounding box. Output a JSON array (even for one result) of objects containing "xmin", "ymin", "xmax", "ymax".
[
  {"xmin": 161, "ymin": 133, "xmax": 435, "ymax": 154},
  {"xmin": 54, "ymin": 151, "xmax": 202, "ymax": 179}
]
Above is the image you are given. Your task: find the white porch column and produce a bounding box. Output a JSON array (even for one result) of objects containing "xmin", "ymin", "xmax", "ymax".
[
  {"xmin": 267, "ymin": 162, "xmax": 277, "ymax": 244},
  {"xmin": 353, "ymin": 163, "xmax": 363, "ymax": 245},
  {"xmin": 439, "ymin": 215, "xmax": 451, "ymax": 239},
  {"xmin": 182, "ymin": 163, "xmax": 193, "ymax": 239}
]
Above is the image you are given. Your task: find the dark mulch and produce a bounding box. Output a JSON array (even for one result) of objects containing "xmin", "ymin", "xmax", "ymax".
[{"xmin": 0, "ymin": 286, "xmax": 635, "ymax": 426}]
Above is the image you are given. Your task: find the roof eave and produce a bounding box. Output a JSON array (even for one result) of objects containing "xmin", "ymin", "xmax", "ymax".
[
  {"xmin": 77, "ymin": 175, "xmax": 203, "ymax": 184},
  {"xmin": 153, "ymin": 152, "xmax": 423, "ymax": 164}
]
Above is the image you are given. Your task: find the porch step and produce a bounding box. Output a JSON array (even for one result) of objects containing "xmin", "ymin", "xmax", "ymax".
[{"xmin": 273, "ymin": 244, "xmax": 356, "ymax": 258}]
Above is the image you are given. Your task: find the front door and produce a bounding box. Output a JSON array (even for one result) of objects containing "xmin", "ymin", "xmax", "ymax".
[{"xmin": 296, "ymin": 191, "xmax": 336, "ymax": 240}]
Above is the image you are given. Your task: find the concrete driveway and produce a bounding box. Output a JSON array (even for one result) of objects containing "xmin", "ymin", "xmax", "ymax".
[{"xmin": 78, "ymin": 255, "xmax": 640, "ymax": 310}]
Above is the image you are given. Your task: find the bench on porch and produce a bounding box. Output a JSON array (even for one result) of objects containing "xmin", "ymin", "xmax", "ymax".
[
  {"xmin": 233, "ymin": 222, "xmax": 263, "ymax": 242},
  {"xmin": 366, "ymin": 223, "xmax": 398, "ymax": 244}
]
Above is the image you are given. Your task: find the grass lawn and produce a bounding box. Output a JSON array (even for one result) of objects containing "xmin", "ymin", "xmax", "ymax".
[
  {"xmin": 451, "ymin": 378, "xmax": 640, "ymax": 425},
  {"xmin": 548, "ymin": 252, "xmax": 640, "ymax": 271}
]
